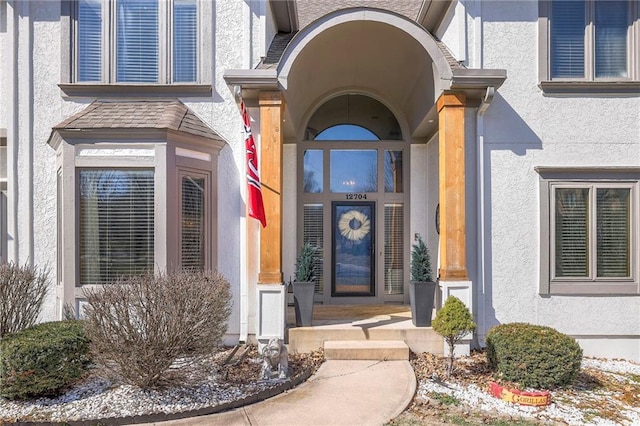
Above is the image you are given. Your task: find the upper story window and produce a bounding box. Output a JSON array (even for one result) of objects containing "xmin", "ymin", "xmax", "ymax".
[
  {"xmin": 547, "ymin": 0, "xmax": 637, "ymax": 81},
  {"xmin": 75, "ymin": 0, "xmax": 197, "ymax": 83}
]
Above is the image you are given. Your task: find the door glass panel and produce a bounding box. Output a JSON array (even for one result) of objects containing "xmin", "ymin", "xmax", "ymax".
[
  {"xmin": 330, "ymin": 150, "xmax": 377, "ymax": 193},
  {"xmin": 384, "ymin": 150, "xmax": 403, "ymax": 193},
  {"xmin": 333, "ymin": 203, "xmax": 374, "ymax": 296},
  {"xmin": 384, "ymin": 203, "xmax": 404, "ymax": 294},
  {"xmin": 303, "ymin": 150, "xmax": 323, "ymax": 193}
]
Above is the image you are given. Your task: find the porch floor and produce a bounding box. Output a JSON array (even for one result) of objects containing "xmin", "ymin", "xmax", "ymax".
[{"xmin": 286, "ymin": 304, "xmax": 443, "ymax": 355}]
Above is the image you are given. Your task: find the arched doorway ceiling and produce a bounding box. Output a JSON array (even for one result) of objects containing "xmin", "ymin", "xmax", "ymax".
[{"xmin": 278, "ymin": 8, "xmax": 454, "ymax": 140}]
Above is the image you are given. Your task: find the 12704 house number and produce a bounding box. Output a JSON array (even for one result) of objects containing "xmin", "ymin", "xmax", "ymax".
[{"xmin": 346, "ymin": 193, "xmax": 367, "ymax": 200}]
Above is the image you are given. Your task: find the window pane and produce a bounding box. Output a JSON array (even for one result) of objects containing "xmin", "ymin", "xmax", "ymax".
[
  {"xmin": 384, "ymin": 150, "xmax": 403, "ymax": 193},
  {"xmin": 551, "ymin": 0, "xmax": 585, "ymax": 78},
  {"xmin": 595, "ymin": 1, "xmax": 628, "ymax": 78},
  {"xmin": 384, "ymin": 203, "xmax": 403, "ymax": 295},
  {"xmin": 303, "ymin": 150, "xmax": 323, "ymax": 193},
  {"xmin": 303, "ymin": 204, "xmax": 324, "ymax": 294},
  {"xmin": 555, "ymin": 188, "xmax": 589, "ymax": 277},
  {"xmin": 79, "ymin": 169, "xmax": 154, "ymax": 285},
  {"xmin": 173, "ymin": 0, "xmax": 197, "ymax": 82},
  {"xmin": 597, "ymin": 188, "xmax": 630, "ymax": 277},
  {"xmin": 315, "ymin": 125, "xmax": 379, "ymax": 141},
  {"xmin": 330, "ymin": 150, "xmax": 377, "ymax": 193},
  {"xmin": 182, "ymin": 176, "xmax": 205, "ymax": 270},
  {"xmin": 78, "ymin": 0, "xmax": 102, "ymax": 82},
  {"xmin": 116, "ymin": 0, "xmax": 159, "ymax": 83}
]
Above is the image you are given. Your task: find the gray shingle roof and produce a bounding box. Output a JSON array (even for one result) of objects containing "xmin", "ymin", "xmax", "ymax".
[
  {"xmin": 54, "ymin": 100, "xmax": 223, "ymax": 141},
  {"xmin": 297, "ymin": 0, "xmax": 423, "ymax": 28},
  {"xmin": 257, "ymin": 2, "xmax": 464, "ymax": 71}
]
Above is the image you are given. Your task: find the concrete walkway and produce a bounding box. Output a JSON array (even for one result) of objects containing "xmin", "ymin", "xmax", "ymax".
[{"xmin": 153, "ymin": 360, "xmax": 416, "ymax": 426}]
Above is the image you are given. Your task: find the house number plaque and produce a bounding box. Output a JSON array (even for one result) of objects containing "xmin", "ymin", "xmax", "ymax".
[{"xmin": 345, "ymin": 193, "xmax": 367, "ymax": 200}]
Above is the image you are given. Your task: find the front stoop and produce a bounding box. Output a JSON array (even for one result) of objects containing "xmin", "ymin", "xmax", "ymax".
[{"xmin": 324, "ymin": 340, "xmax": 409, "ymax": 360}]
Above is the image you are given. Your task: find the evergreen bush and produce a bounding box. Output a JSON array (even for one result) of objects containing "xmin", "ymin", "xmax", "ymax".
[
  {"xmin": 485, "ymin": 323, "xmax": 583, "ymax": 389},
  {"xmin": 0, "ymin": 262, "xmax": 49, "ymax": 338},
  {"xmin": 432, "ymin": 296, "xmax": 476, "ymax": 377},
  {"xmin": 410, "ymin": 236, "xmax": 433, "ymax": 282},
  {"xmin": 0, "ymin": 320, "xmax": 90, "ymax": 399},
  {"xmin": 294, "ymin": 243, "xmax": 317, "ymax": 282}
]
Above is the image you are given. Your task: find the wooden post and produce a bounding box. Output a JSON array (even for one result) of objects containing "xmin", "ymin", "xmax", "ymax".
[
  {"xmin": 258, "ymin": 91, "xmax": 285, "ymax": 284},
  {"xmin": 437, "ymin": 92, "xmax": 468, "ymax": 281}
]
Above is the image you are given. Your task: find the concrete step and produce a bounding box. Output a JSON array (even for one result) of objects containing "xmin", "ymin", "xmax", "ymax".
[
  {"xmin": 324, "ymin": 340, "xmax": 409, "ymax": 360},
  {"xmin": 287, "ymin": 318, "xmax": 443, "ymax": 354}
]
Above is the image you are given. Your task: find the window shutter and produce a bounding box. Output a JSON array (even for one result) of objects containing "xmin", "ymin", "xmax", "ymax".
[
  {"xmin": 181, "ymin": 176, "xmax": 205, "ymax": 270},
  {"xmin": 551, "ymin": 0, "xmax": 585, "ymax": 78},
  {"xmin": 116, "ymin": 0, "xmax": 159, "ymax": 83},
  {"xmin": 384, "ymin": 203, "xmax": 404, "ymax": 295},
  {"xmin": 303, "ymin": 204, "xmax": 323, "ymax": 294},
  {"xmin": 596, "ymin": 188, "xmax": 630, "ymax": 277},
  {"xmin": 173, "ymin": 0, "xmax": 197, "ymax": 82},
  {"xmin": 555, "ymin": 188, "xmax": 589, "ymax": 277},
  {"xmin": 595, "ymin": 1, "xmax": 628, "ymax": 78},
  {"xmin": 77, "ymin": 0, "xmax": 102, "ymax": 82},
  {"xmin": 79, "ymin": 170, "xmax": 154, "ymax": 285}
]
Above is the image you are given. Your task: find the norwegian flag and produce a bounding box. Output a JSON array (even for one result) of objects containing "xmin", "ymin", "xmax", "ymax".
[{"xmin": 241, "ymin": 99, "xmax": 267, "ymax": 228}]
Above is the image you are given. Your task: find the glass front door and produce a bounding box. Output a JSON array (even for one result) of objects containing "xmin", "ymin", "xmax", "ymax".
[{"xmin": 332, "ymin": 202, "xmax": 375, "ymax": 296}]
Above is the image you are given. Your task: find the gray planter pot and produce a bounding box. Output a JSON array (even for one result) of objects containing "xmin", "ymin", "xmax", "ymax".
[
  {"xmin": 409, "ymin": 280, "xmax": 437, "ymax": 327},
  {"xmin": 293, "ymin": 281, "xmax": 315, "ymax": 327}
]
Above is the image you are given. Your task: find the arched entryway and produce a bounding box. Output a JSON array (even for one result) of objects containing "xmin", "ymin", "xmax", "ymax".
[{"xmin": 297, "ymin": 94, "xmax": 410, "ymax": 304}]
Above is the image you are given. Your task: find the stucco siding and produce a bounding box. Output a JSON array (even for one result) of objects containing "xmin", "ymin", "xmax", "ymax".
[{"xmin": 475, "ymin": 0, "xmax": 640, "ymax": 352}]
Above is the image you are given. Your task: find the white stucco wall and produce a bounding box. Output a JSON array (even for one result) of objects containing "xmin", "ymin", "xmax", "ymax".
[
  {"xmin": 475, "ymin": 1, "xmax": 640, "ymax": 359},
  {"xmin": 2, "ymin": 1, "xmax": 267, "ymax": 344}
]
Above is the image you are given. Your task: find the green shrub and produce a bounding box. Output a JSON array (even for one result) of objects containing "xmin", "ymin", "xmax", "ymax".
[
  {"xmin": 485, "ymin": 323, "xmax": 582, "ymax": 389},
  {"xmin": 0, "ymin": 320, "xmax": 90, "ymax": 399},
  {"xmin": 410, "ymin": 236, "xmax": 433, "ymax": 282},
  {"xmin": 432, "ymin": 296, "xmax": 476, "ymax": 377}
]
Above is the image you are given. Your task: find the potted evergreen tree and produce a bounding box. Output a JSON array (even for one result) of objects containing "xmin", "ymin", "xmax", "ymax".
[
  {"xmin": 409, "ymin": 235, "xmax": 436, "ymax": 327},
  {"xmin": 293, "ymin": 243, "xmax": 317, "ymax": 327}
]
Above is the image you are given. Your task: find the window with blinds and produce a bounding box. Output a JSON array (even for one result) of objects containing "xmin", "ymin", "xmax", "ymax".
[
  {"xmin": 173, "ymin": 0, "xmax": 197, "ymax": 82},
  {"xmin": 116, "ymin": 0, "xmax": 159, "ymax": 83},
  {"xmin": 181, "ymin": 175, "xmax": 205, "ymax": 270},
  {"xmin": 79, "ymin": 169, "xmax": 154, "ymax": 285},
  {"xmin": 303, "ymin": 204, "xmax": 323, "ymax": 294},
  {"xmin": 553, "ymin": 185, "xmax": 632, "ymax": 281},
  {"xmin": 549, "ymin": 0, "xmax": 631, "ymax": 80},
  {"xmin": 384, "ymin": 204, "xmax": 404, "ymax": 295},
  {"xmin": 77, "ymin": 0, "xmax": 102, "ymax": 82},
  {"xmin": 75, "ymin": 0, "xmax": 197, "ymax": 83}
]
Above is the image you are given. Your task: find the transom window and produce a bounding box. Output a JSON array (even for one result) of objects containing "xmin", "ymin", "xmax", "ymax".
[
  {"xmin": 539, "ymin": 169, "xmax": 640, "ymax": 295},
  {"xmin": 549, "ymin": 0, "xmax": 636, "ymax": 80},
  {"xmin": 75, "ymin": 0, "xmax": 197, "ymax": 83}
]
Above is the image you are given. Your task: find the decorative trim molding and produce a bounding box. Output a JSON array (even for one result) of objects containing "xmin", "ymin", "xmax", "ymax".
[{"xmin": 58, "ymin": 84, "xmax": 212, "ymax": 98}]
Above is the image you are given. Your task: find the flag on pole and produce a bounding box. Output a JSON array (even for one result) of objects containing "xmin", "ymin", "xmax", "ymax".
[{"xmin": 241, "ymin": 99, "xmax": 267, "ymax": 228}]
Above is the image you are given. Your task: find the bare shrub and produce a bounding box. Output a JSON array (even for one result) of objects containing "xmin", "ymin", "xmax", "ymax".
[
  {"xmin": 0, "ymin": 262, "xmax": 49, "ymax": 339},
  {"xmin": 83, "ymin": 269, "xmax": 233, "ymax": 388}
]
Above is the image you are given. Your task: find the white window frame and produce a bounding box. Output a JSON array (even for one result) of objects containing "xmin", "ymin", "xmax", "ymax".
[
  {"xmin": 538, "ymin": 0, "xmax": 640, "ymax": 92},
  {"xmin": 538, "ymin": 168, "xmax": 640, "ymax": 295}
]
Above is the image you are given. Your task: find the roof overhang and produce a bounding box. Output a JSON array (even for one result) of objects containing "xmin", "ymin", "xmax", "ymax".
[{"xmin": 270, "ymin": 0, "xmax": 299, "ymax": 33}]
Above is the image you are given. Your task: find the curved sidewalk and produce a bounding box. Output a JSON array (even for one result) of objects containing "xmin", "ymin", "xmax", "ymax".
[{"xmin": 154, "ymin": 360, "xmax": 416, "ymax": 426}]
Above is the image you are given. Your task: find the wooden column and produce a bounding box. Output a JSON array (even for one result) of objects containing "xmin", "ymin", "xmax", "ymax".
[
  {"xmin": 258, "ymin": 91, "xmax": 285, "ymax": 284},
  {"xmin": 437, "ymin": 92, "xmax": 468, "ymax": 281}
]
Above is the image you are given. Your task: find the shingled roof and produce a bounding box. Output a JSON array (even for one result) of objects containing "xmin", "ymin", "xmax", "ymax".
[
  {"xmin": 257, "ymin": 4, "xmax": 464, "ymax": 71},
  {"xmin": 53, "ymin": 100, "xmax": 223, "ymax": 141}
]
